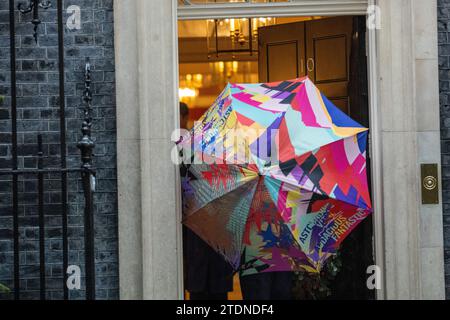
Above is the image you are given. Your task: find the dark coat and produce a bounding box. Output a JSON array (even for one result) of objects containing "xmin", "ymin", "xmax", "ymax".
[
  {"xmin": 183, "ymin": 227, "xmax": 234, "ymax": 293},
  {"xmin": 180, "ymin": 161, "xmax": 233, "ymax": 294}
]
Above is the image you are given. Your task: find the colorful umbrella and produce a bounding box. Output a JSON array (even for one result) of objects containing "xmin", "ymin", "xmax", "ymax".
[{"xmin": 178, "ymin": 76, "xmax": 372, "ymax": 275}]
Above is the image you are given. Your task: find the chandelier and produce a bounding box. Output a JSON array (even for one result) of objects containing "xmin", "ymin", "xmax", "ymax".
[{"xmin": 207, "ymin": 17, "xmax": 276, "ymax": 58}]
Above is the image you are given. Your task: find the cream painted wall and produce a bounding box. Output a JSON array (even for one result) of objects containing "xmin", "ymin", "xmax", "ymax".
[
  {"xmin": 372, "ymin": 0, "xmax": 444, "ymax": 299},
  {"xmin": 115, "ymin": 0, "xmax": 182, "ymax": 300}
]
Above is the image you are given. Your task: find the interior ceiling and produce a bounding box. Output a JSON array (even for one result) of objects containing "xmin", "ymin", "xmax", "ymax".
[
  {"xmin": 178, "ymin": 15, "xmax": 324, "ymax": 111},
  {"xmin": 178, "ymin": 20, "xmax": 210, "ymax": 38},
  {"xmin": 178, "ymin": 17, "xmax": 321, "ymax": 38}
]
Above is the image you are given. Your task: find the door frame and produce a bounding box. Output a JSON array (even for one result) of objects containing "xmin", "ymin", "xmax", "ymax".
[
  {"xmin": 114, "ymin": 0, "xmax": 445, "ymax": 300},
  {"xmin": 177, "ymin": 1, "xmax": 370, "ymax": 19},
  {"xmin": 177, "ymin": 0, "xmax": 385, "ymax": 300}
]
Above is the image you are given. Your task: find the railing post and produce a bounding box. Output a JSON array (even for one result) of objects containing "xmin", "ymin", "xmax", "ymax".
[
  {"xmin": 9, "ymin": 0, "xmax": 20, "ymax": 300},
  {"xmin": 17, "ymin": 0, "xmax": 52, "ymax": 44},
  {"xmin": 77, "ymin": 58, "xmax": 96, "ymax": 300},
  {"xmin": 37, "ymin": 134, "xmax": 46, "ymax": 300}
]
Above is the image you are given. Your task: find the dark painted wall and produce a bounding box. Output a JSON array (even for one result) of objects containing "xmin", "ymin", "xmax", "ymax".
[{"xmin": 438, "ymin": 0, "xmax": 450, "ymax": 300}]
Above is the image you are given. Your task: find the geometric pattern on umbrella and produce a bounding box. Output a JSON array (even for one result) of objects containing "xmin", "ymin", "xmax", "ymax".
[{"xmin": 179, "ymin": 76, "xmax": 372, "ymax": 274}]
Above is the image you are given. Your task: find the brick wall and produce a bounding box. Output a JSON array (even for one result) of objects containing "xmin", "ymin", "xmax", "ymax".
[
  {"xmin": 0, "ymin": 0, "xmax": 118, "ymax": 299},
  {"xmin": 438, "ymin": 0, "xmax": 450, "ymax": 300}
]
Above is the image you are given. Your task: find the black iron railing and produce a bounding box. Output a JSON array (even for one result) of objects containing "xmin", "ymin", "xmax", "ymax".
[
  {"xmin": 78, "ymin": 58, "xmax": 96, "ymax": 301},
  {"xmin": 0, "ymin": 0, "xmax": 96, "ymax": 300}
]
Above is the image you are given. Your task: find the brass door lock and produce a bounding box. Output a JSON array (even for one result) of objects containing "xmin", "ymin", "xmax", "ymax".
[{"xmin": 421, "ymin": 164, "xmax": 439, "ymax": 204}]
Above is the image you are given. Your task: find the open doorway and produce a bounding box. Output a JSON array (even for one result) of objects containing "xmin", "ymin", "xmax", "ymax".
[{"xmin": 178, "ymin": 15, "xmax": 374, "ymax": 300}]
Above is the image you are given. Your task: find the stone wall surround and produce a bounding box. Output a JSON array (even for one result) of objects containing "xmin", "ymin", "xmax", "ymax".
[{"xmin": 114, "ymin": 0, "xmax": 446, "ymax": 299}]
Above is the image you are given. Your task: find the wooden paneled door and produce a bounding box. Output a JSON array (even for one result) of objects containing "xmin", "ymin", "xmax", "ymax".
[
  {"xmin": 259, "ymin": 17, "xmax": 353, "ymax": 115},
  {"xmin": 258, "ymin": 16, "xmax": 374, "ymax": 300},
  {"xmin": 305, "ymin": 16, "xmax": 353, "ymax": 114},
  {"xmin": 258, "ymin": 22, "xmax": 306, "ymax": 83}
]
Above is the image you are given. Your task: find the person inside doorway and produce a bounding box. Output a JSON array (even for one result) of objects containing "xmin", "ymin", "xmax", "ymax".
[
  {"xmin": 179, "ymin": 101, "xmax": 190, "ymax": 133},
  {"xmin": 239, "ymin": 271, "xmax": 293, "ymax": 300},
  {"xmin": 180, "ymin": 102, "xmax": 234, "ymax": 300}
]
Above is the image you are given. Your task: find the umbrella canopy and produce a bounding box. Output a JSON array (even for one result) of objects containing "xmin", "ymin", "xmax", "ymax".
[{"xmin": 178, "ymin": 76, "xmax": 372, "ymax": 275}]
